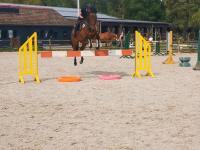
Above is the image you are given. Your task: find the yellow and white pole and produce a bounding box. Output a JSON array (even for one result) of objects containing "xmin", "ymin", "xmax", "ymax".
[
  {"xmin": 163, "ymin": 31, "xmax": 175, "ymax": 64},
  {"xmin": 77, "ymin": 0, "xmax": 80, "ymax": 17}
]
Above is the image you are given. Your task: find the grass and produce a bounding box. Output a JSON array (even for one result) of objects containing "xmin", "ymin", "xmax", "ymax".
[{"xmin": 0, "ymin": 47, "xmax": 17, "ymax": 52}]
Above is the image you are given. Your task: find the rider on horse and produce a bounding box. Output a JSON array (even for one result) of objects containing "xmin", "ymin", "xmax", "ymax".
[
  {"xmin": 72, "ymin": 3, "xmax": 99, "ymax": 66},
  {"xmin": 75, "ymin": 3, "xmax": 97, "ymax": 32}
]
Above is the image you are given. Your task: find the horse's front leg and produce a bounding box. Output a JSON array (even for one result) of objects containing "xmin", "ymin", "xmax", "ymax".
[
  {"xmin": 80, "ymin": 40, "xmax": 86, "ymax": 50},
  {"xmin": 80, "ymin": 56, "xmax": 84, "ymax": 64},
  {"xmin": 79, "ymin": 42, "xmax": 86, "ymax": 64},
  {"xmin": 74, "ymin": 57, "xmax": 77, "ymax": 66}
]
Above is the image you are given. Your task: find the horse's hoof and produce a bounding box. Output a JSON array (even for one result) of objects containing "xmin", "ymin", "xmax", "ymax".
[
  {"xmin": 80, "ymin": 58, "xmax": 84, "ymax": 64},
  {"xmin": 74, "ymin": 62, "xmax": 77, "ymax": 66}
]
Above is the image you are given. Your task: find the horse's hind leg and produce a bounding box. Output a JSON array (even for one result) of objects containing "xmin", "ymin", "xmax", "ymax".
[
  {"xmin": 89, "ymin": 39, "xmax": 92, "ymax": 49},
  {"xmin": 96, "ymin": 39, "xmax": 100, "ymax": 49},
  {"xmin": 79, "ymin": 42, "xmax": 86, "ymax": 64},
  {"xmin": 96, "ymin": 34, "xmax": 100, "ymax": 49}
]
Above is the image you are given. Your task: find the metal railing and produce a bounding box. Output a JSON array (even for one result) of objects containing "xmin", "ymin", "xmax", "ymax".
[{"xmin": 0, "ymin": 38, "xmax": 198, "ymax": 53}]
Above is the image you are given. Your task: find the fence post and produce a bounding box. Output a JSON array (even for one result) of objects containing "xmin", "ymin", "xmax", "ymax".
[
  {"xmin": 163, "ymin": 31, "xmax": 175, "ymax": 64},
  {"xmin": 19, "ymin": 32, "xmax": 40, "ymax": 84},
  {"xmin": 133, "ymin": 31, "xmax": 155, "ymax": 78}
]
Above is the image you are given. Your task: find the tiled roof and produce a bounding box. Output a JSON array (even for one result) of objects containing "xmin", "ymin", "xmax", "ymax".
[{"xmin": 0, "ymin": 4, "xmax": 74, "ymax": 26}]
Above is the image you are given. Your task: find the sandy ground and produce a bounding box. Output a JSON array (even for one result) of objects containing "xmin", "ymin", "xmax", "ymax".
[{"xmin": 0, "ymin": 52, "xmax": 200, "ymax": 150}]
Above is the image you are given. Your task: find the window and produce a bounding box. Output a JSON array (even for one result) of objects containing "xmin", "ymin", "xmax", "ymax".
[
  {"xmin": 8, "ymin": 30, "xmax": 13, "ymax": 38},
  {"xmin": 48, "ymin": 30, "xmax": 54, "ymax": 39},
  {"xmin": 40, "ymin": 30, "xmax": 45, "ymax": 39},
  {"xmin": 0, "ymin": 8, "xmax": 19, "ymax": 14},
  {"xmin": 13, "ymin": 30, "xmax": 17, "ymax": 38},
  {"xmin": 1, "ymin": 30, "xmax": 8, "ymax": 39},
  {"xmin": 63, "ymin": 31, "xmax": 68, "ymax": 39},
  {"xmin": 53, "ymin": 32, "xmax": 57, "ymax": 39}
]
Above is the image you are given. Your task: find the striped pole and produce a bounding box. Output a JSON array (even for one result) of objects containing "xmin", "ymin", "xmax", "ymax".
[{"xmin": 40, "ymin": 49, "xmax": 133, "ymax": 58}]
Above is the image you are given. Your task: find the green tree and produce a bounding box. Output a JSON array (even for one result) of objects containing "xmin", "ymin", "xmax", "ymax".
[
  {"xmin": 191, "ymin": 9, "xmax": 200, "ymax": 27},
  {"xmin": 124, "ymin": 0, "xmax": 165, "ymax": 21},
  {"xmin": 163, "ymin": 0, "xmax": 200, "ymax": 37},
  {"xmin": 0, "ymin": 0, "xmax": 165, "ymax": 21}
]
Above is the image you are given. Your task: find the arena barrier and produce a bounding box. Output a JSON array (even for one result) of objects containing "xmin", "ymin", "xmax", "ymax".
[
  {"xmin": 41, "ymin": 31, "xmax": 154, "ymax": 78},
  {"xmin": 19, "ymin": 32, "xmax": 40, "ymax": 84},
  {"xmin": 133, "ymin": 31, "xmax": 155, "ymax": 78},
  {"xmin": 40, "ymin": 49, "xmax": 133, "ymax": 57},
  {"xmin": 163, "ymin": 31, "xmax": 175, "ymax": 64}
]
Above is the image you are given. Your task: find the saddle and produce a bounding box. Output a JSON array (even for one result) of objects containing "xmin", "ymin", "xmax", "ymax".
[{"xmin": 74, "ymin": 19, "xmax": 87, "ymax": 32}]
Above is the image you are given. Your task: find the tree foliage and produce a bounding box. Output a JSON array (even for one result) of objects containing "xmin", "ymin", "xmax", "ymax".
[
  {"xmin": 0, "ymin": 0, "xmax": 165, "ymax": 21},
  {"xmin": 163, "ymin": 0, "xmax": 200, "ymax": 30}
]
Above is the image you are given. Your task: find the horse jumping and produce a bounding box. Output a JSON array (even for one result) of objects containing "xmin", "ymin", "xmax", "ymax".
[{"xmin": 71, "ymin": 6, "xmax": 100, "ymax": 66}]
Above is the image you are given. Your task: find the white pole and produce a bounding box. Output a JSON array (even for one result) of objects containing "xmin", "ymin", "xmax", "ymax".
[{"xmin": 77, "ymin": 0, "xmax": 80, "ymax": 17}]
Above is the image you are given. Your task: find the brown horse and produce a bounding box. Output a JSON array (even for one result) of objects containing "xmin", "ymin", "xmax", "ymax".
[
  {"xmin": 71, "ymin": 12, "xmax": 100, "ymax": 66},
  {"xmin": 99, "ymin": 32, "xmax": 118, "ymax": 47}
]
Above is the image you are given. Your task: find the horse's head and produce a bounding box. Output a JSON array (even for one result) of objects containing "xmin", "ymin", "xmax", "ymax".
[
  {"xmin": 111, "ymin": 33, "xmax": 119, "ymax": 41},
  {"xmin": 114, "ymin": 34, "xmax": 119, "ymax": 41},
  {"xmin": 86, "ymin": 12, "xmax": 97, "ymax": 32}
]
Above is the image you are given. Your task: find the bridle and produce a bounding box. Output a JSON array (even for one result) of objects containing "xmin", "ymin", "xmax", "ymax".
[{"xmin": 85, "ymin": 13, "xmax": 97, "ymax": 32}]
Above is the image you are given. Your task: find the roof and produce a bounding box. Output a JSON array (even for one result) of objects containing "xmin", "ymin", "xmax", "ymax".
[
  {"xmin": 99, "ymin": 18, "xmax": 170, "ymax": 26},
  {"xmin": 45, "ymin": 5, "xmax": 169, "ymax": 26},
  {"xmin": 0, "ymin": 3, "xmax": 117, "ymax": 20},
  {"xmin": 0, "ymin": 3, "xmax": 74, "ymax": 26},
  {"xmin": 51, "ymin": 7, "xmax": 117, "ymax": 20}
]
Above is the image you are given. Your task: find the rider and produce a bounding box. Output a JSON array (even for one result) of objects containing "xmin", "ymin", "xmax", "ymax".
[{"xmin": 75, "ymin": 3, "xmax": 97, "ymax": 32}]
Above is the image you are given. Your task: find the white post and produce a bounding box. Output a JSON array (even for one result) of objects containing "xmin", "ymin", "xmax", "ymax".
[{"xmin": 77, "ymin": 0, "xmax": 80, "ymax": 17}]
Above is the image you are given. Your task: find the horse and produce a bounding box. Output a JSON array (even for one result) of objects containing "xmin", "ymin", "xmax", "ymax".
[
  {"xmin": 71, "ymin": 12, "xmax": 100, "ymax": 66},
  {"xmin": 99, "ymin": 32, "xmax": 118, "ymax": 47}
]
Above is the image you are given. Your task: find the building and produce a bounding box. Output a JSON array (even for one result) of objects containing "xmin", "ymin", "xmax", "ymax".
[
  {"xmin": 0, "ymin": 3, "xmax": 170, "ymax": 47},
  {"xmin": 0, "ymin": 3, "xmax": 75, "ymax": 47},
  {"xmin": 55, "ymin": 6, "xmax": 170, "ymax": 39}
]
